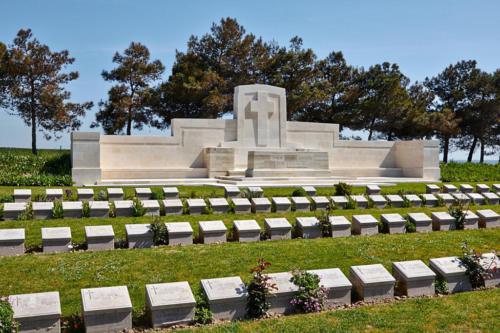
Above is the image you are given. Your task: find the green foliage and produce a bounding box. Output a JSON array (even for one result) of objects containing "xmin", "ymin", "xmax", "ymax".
[
  {"xmin": 290, "ymin": 270, "xmax": 326, "ymax": 313},
  {"xmin": 441, "ymin": 162, "xmax": 500, "ymax": 182},
  {"xmin": 401, "ymin": 196, "xmax": 411, "ymax": 208},
  {"xmin": 61, "ymin": 314, "xmax": 83, "ymax": 333},
  {"xmin": 16, "ymin": 202, "xmax": 32, "ymax": 220},
  {"xmin": 448, "ymin": 202, "xmax": 467, "ymax": 230},
  {"xmin": 292, "ymin": 187, "xmax": 308, "ymax": 197},
  {"xmin": 334, "ymin": 182, "xmax": 352, "ymax": 196},
  {"xmin": 96, "ymin": 190, "xmax": 107, "ymax": 201},
  {"xmin": 246, "ymin": 259, "xmax": 276, "ymax": 319},
  {"xmin": 151, "ymin": 188, "xmax": 164, "ymax": 200},
  {"xmin": 150, "ymin": 218, "xmax": 168, "ymax": 246},
  {"xmin": 345, "ymin": 196, "xmax": 357, "ymax": 209},
  {"xmin": 82, "ymin": 201, "xmax": 90, "ymax": 218},
  {"xmin": 132, "ymin": 198, "xmax": 146, "ymax": 217},
  {"xmin": 405, "ymin": 217, "xmax": 416, "ymax": 233},
  {"xmin": 436, "ymin": 196, "xmax": 445, "ymax": 207},
  {"xmin": 194, "ymin": 291, "xmax": 213, "ymax": 325},
  {"xmin": 0, "ymin": 149, "xmax": 72, "ymax": 186},
  {"xmin": 0, "ymin": 195, "xmax": 13, "ymax": 203},
  {"xmin": 435, "ymin": 277, "xmax": 448, "ymax": 294},
  {"xmin": 0, "ymin": 298, "xmax": 16, "ymax": 333},
  {"xmin": 316, "ymin": 210, "xmax": 332, "ymax": 237},
  {"xmin": 52, "ymin": 200, "xmax": 64, "ymax": 219},
  {"xmin": 459, "ymin": 242, "xmax": 495, "ymax": 289}
]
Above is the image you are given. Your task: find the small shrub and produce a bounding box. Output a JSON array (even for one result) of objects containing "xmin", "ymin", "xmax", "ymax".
[
  {"xmin": 82, "ymin": 201, "xmax": 90, "ymax": 218},
  {"xmin": 52, "ymin": 200, "xmax": 64, "ymax": 219},
  {"xmin": 405, "ymin": 216, "xmax": 416, "ymax": 233},
  {"xmin": 17, "ymin": 202, "xmax": 33, "ymax": 220},
  {"xmin": 96, "ymin": 190, "xmax": 107, "ymax": 201},
  {"xmin": 317, "ymin": 211, "xmax": 331, "ymax": 237},
  {"xmin": 292, "ymin": 187, "xmax": 308, "ymax": 197},
  {"xmin": 0, "ymin": 195, "xmax": 13, "ymax": 203},
  {"xmin": 109, "ymin": 202, "xmax": 116, "ymax": 218},
  {"xmin": 0, "ymin": 204, "xmax": 3, "ymax": 220},
  {"xmin": 459, "ymin": 242, "xmax": 497, "ymax": 289},
  {"xmin": 189, "ymin": 190, "xmax": 197, "ymax": 199},
  {"xmin": 64, "ymin": 189, "xmax": 75, "ymax": 201},
  {"xmin": 334, "ymin": 182, "xmax": 352, "ymax": 196},
  {"xmin": 435, "ymin": 277, "xmax": 448, "ymax": 294},
  {"xmin": 289, "ymin": 270, "xmax": 327, "ymax": 313},
  {"xmin": 435, "ymin": 196, "xmax": 445, "ymax": 207},
  {"xmin": 246, "ymin": 258, "xmax": 277, "ymax": 319},
  {"xmin": 401, "ymin": 196, "xmax": 411, "ymax": 208},
  {"xmin": 61, "ymin": 313, "xmax": 84, "ymax": 333},
  {"xmin": 0, "ymin": 298, "xmax": 16, "ymax": 333},
  {"xmin": 448, "ymin": 202, "xmax": 467, "ymax": 230},
  {"xmin": 194, "ymin": 291, "xmax": 213, "ymax": 325},
  {"xmin": 133, "ymin": 198, "xmax": 146, "ymax": 217},
  {"xmin": 114, "ymin": 238, "xmax": 127, "ymax": 249},
  {"xmin": 151, "ymin": 188, "xmax": 164, "ymax": 200},
  {"xmin": 150, "ymin": 217, "xmax": 168, "ymax": 246},
  {"xmin": 345, "ymin": 196, "xmax": 357, "ymax": 209},
  {"xmin": 34, "ymin": 193, "xmax": 47, "ymax": 202}
]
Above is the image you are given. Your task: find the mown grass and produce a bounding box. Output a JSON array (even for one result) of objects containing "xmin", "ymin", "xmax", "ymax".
[
  {"xmin": 175, "ymin": 288, "xmax": 500, "ymax": 333},
  {"xmin": 441, "ymin": 161, "xmax": 500, "ymax": 182}
]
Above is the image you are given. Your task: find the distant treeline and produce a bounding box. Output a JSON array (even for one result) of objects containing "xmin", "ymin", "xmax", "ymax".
[{"xmin": 0, "ymin": 18, "xmax": 498, "ymax": 162}]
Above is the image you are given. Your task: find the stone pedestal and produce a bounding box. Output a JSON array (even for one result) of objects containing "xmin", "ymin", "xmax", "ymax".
[
  {"xmin": 296, "ymin": 217, "xmax": 321, "ymax": 239},
  {"xmin": 77, "ymin": 188, "xmax": 94, "ymax": 201},
  {"xmin": 329, "ymin": 216, "xmax": 351, "ymax": 237},
  {"xmin": 107, "ymin": 188, "xmax": 124, "ymax": 201},
  {"xmin": 483, "ymin": 192, "xmax": 499, "ymax": 205},
  {"xmin": 301, "ymin": 186, "xmax": 316, "ymax": 196},
  {"xmin": 392, "ymin": 260, "xmax": 436, "ymax": 297},
  {"xmin": 46, "ymin": 189, "xmax": 63, "ymax": 201},
  {"xmin": 366, "ymin": 185, "xmax": 381, "ymax": 195},
  {"xmin": 408, "ymin": 213, "xmax": 432, "ymax": 232},
  {"xmin": 201, "ymin": 276, "xmax": 247, "ymax": 321},
  {"xmin": 443, "ymin": 184, "xmax": 458, "ymax": 193},
  {"xmin": 247, "ymin": 186, "xmax": 263, "ymax": 197},
  {"xmin": 163, "ymin": 199, "xmax": 183, "ymax": 215},
  {"xmin": 135, "ymin": 187, "xmax": 152, "ymax": 200},
  {"xmin": 125, "ymin": 224, "xmax": 153, "ymax": 248},
  {"xmin": 476, "ymin": 184, "xmax": 490, "ymax": 193},
  {"xmin": 165, "ymin": 222, "xmax": 193, "ymax": 246},
  {"xmin": 386, "ymin": 195, "xmax": 403, "ymax": 207},
  {"xmin": 272, "ymin": 197, "xmax": 291, "ymax": 212},
  {"xmin": 350, "ymin": 195, "xmax": 368, "ymax": 208},
  {"xmin": 33, "ymin": 202, "xmax": 53, "ymax": 220},
  {"xmin": 2, "ymin": 202, "xmax": 27, "ymax": 220},
  {"xmin": 426, "ymin": 184, "xmax": 440, "ymax": 194},
  {"xmin": 431, "ymin": 212, "xmax": 456, "ymax": 231},
  {"xmin": 14, "ymin": 189, "xmax": 31, "ymax": 203},
  {"xmin": 352, "ymin": 215, "xmax": 378, "ymax": 236},
  {"xmin": 9, "ymin": 291, "xmax": 61, "ymax": 333},
  {"xmin": 436, "ymin": 193, "xmax": 454, "ymax": 206},
  {"xmin": 476, "ymin": 209, "xmax": 499, "ymax": 228},
  {"xmin": 62, "ymin": 201, "xmax": 83, "ymax": 218},
  {"xmin": 331, "ymin": 196, "xmax": 347, "ymax": 209},
  {"xmin": 308, "ymin": 268, "xmax": 352, "ymax": 308},
  {"xmin": 142, "ymin": 200, "xmax": 160, "ymax": 216},
  {"xmin": 233, "ymin": 220, "xmax": 261, "ymax": 242},
  {"xmin": 264, "ymin": 218, "xmax": 292, "ymax": 240},
  {"xmin": 199, "ymin": 221, "xmax": 227, "ymax": 244},
  {"xmin": 368, "ymin": 195, "xmax": 386, "ymax": 208},
  {"xmin": 81, "ymin": 286, "xmax": 132, "ymax": 333},
  {"xmin": 85, "ymin": 225, "xmax": 114, "ymax": 251},
  {"xmin": 463, "ymin": 211, "xmax": 479, "ymax": 230},
  {"xmin": 0, "ymin": 228, "xmax": 25, "ymax": 256},
  {"xmin": 88, "ymin": 201, "xmax": 110, "ymax": 218},
  {"xmin": 114, "ymin": 200, "xmax": 134, "ymax": 217},
  {"xmin": 231, "ymin": 198, "xmax": 251, "ymax": 213},
  {"xmin": 349, "ymin": 264, "xmax": 395, "ymax": 301},
  {"xmin": 466, "ymin": 193, "xmax": 485, "ymax": 205},
  {"xmin": 146, "ymin": 282, "xmax": 196, "ymax": 328},
  {"xmin": 311, "ymin": 196, "xmax": 329, "ymax": 210},
  {"xmin": 251, "ymin": 197, "xmax": 271, "ymax": 213},
  {"xmin": 452, "ymin": 193, "xmax": 470, "ymax": 205},
  {"xmin": 163, "ymin": 187, "xmax": 179, "ymax": 198},
  {"xmin": 291, "ymin": 196, "xmax": 310, "ymax": 211},
  {"xmin": 208, "ymin": 198, "xmax": 230, "ymax": 214},
  {"xmin": 480, "ymin": 253, "xmax": 500, "ymax": 287},
  {"xmin": 42, "ymin": 227, "xmax": 71, "ymax": 253},
  {"xmin": 493, "ymin": 184, "xmax": 500, "ymax": 191},
  {"xmin": 459, "ymin": 184, "xmax": 473, "ymax": 193},
  {"xmin": 224, "ymin": 186, "xmax": 240, "ymax": 198},
  {"xmin": 404, "ymin": 194, "xmax": 422, "ymax": 207},
  {"xmin": 186, "ymin": 199, "xmax": 206, "ymax": 215},
  {"xmin": 421, "ymin": 194, "xmax": 437, "ymax": 207},
  {"xmin": 266, "ymin": 272, "xmax": 297, "ymax": 315},
  {"xmin": 429, "ymin": 257, "xmax": 471, "ymax": 293},
  {"xmin": 381, "ymin": 213, "xmax": 406, "ymax": 234}
]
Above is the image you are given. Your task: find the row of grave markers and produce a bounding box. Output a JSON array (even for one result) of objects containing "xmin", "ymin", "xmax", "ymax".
[
  {"xmin": 7, "ymin": 255, "xmax": 499, "ymax": 333},
  {"xmin": 2, "ymin": 191, "xmax": 499, "ymax": 221},
  {"xmin": 1, "ymin": 209, "xmax": 498, "ymax": 257}
]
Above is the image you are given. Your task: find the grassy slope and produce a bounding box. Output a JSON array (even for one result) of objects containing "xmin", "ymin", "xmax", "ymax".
[{"xmin": 175, "ymin": 288, "xmax": 500, "ymax": 333}]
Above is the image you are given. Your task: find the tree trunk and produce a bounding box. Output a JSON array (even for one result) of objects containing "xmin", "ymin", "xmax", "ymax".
[
  {"xmin": 443, "ymin": 135, "xmax": 449, "ymax": 163},
  {"xmin": 367, "ymin": 117, "xmax": 376, "ymax": 141},
  {"xmin": 479, "ymin": 138, "xmax": 485, "ymax": 163},
  {"xmin": 467, "ymin": 136, "xmax": 477, "ymax": 162},
  {"xmin": 126, "ymin": 105, "xmax": 132, "ymax": 136},
  {"xmin": 31, "ymin": 106, "xmax": 37, "ymax": 155}
]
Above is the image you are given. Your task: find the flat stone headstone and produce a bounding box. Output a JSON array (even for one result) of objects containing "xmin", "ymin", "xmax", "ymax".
[
  {"xmin": 431, "ymin": 212, "xmax": 456, "ymax": 231},
  {"xmin": 482, "ymin": 192, "xmax": 499, "ymax": 205},
  {"xmin": 272, "ymin": 197, "xmax": 291, "ymax": 212},
  {"xmin": 349, "ymin": 264, "xmax": 395, "ymax": 301},
  {"xmin": 426, "ymin": 184, "xmax": 440, "ymax": 194},
  {"xmin": 330, "ymin": 196, "xmax": 348, "ymax": 209},
  {"xmin": 403, "ymin": 194, "xmax": 422, "ymax": 207},
  {"xmin": 296, "ymin": 217, "xmax": 321, "ymax": 239},
  {"xmin": 392, "ymin": 260, "xmax": 436, "ymax": 297},
  {"xmin": 231, "ymin": 198, "xmax": 251, "ymax": 213},
  {"xmin": 308, "ymin": 268, "xmax": 352, "ymax": 307},
  {"xmin": 0, "ymin": 228, "xmax": 25, "ymax": 256},
  {"xmin": 421, "ymin": 194, "xmax": 437, "ymax": 207},
  {"xmin": 352, "ymin": 214, "xmax": 378, "ymax": 236},
  {"xmin": 459, "ymin": 184, "xmax": 473, "ymax": 193},
  {"xmin": 9, "ymin": 291, "xmax": 61, "ymax": 333},
  {"xmin": 301, "ymin": 186, "xmax": 316, "ymax": 196},
  {"xmin": 266, "ymin": 272, "xmax": 297, "ymax": 314},
  {"xmin": 62, "ymin": 201, "xmax": 83, "ymax": 218},
  {"xmin": 329, "ymin": 216, "xmax": 351, "ymax": 237},
  {"xmin": 114, "ymin": 200, "xmax": 134, "ymax": 217},
  {"xmin": 107, "ymin": 188, "xmax": 124, "ymax": 201},
  {"xmin": 250, "ymin": 197, "xmax": 271, "ymax": 213},
  {"xmin": 2, "ymin": 202, "xmax": 27, "ymax": 220},
  {"xmin": 476, "ymin": 209, "xmax": 500, "ymax": 228},
  {"xmin": 85, "ymin": 225, "xmax": 114, "ymax": 251},
  {"xmin": 33, "ymin": 202, "xmax": 54, "ymax": 220},
  {"xmin": 81, "ymin": 286, "xmax": 132, "ymax": 333},
  {"xmin": 493, "ymin": 184, "xmax": 500, "ymax": 192},
  {"xmin": 463, "ymin": 210, "xmax": 479, "ymax": 229},
  {"xmin": 42, "ymin": 227, "xmax": 71, "ymax": 253},
  {"xmin": 291, "ymin": 196, "xmax": 310, "ymax": 211},
  {"xmin": 408, "ymin": 213, "xmax": 432, "ymax": 233},
  {"xmin": 88, "ymin": 201, "xmax": 110, "ymax": 218},
  {"xmin": 200, "ymin": 276, "xmax": 247, "ymax": 321},
  {"xmin": 162, "ymin": 187, "xmax": 179, "ymax": 198},
  {"xmin": 350, "ymin": 195, "xmax": 368, "ymax": 208},
  {"xmin": 381, "ymin": 213, "xmax": 406, "ymax": 234},
  {"xmin": 233, "ymin": 220, "xmax": 261, "ymax": 242},
  {"xmin": 386, "ymin": 194, "xmax": 404, "ymax": 207},
  {"xmin": 452, "ymin": 192, "xmax": 470, "ymax": 204},
  {"xmin": 208, "ymin": 198, "xmax": 230, "ymax": 214},
  {"xmin": 13, "ymin": 189, "xmax": 31, "ymax": 203},
  {"xmin": 223, "ymin": 185, "xmax": 240, "ymax": 198},
  {"xmin": 476, "ymin": 184, "xmax": 490, "ymax": 193},
  {"xmin": 165, "ymin": 222, "xmax": 193, "ymax": 246},
  {"xmin": 479, "ymin": 253, "xmax": 500, "ymax": 287},
  {"xmin": 436, "ymin": 193, "xmax": 455, "ymax": 206},
  {"xmin": 141, "ymin": 200, "xmax": 160, "ymax": 216},
  {"xmin": 45, "ymin": 188, "xmax": 63, "ymax": 201},
  {"xmin": 125, "ymin": 224, "xmax": 153, "ymax": 248},
  {"xmin": 466, "ymin": 193, "xmax": 485, "ymax": 205},
  {"xmin": 198, "ymin": 220, "xmax": 227, "ymax": 244},
  {"xmin": 366, "ymin": 184, "xmax": 381, "ymax": 194},
  {"xmin": 264, "ymin": 218, "xmax": 292, "ymax": 240},
  {"xmin": 77, "ymin": 188, "xmax": 94, "ymax": 200},
  {"xmin": 311, "ymin": 196, "xmax": 330, "ymax": 210},
  {"xmin": 163, "ymin": 199, "xmax": 184, "ymax": 215},
  {"xmin": 443, "ymin": 184, "xmax": 458, "ymax": 193},
  {"xmin": 186, "ymin": 199, "xmax": 206, "ymax": 215},
  {"xmin": 145, "ymin": 281, "xmax": 196, "ymax": 327},
  {"xmin": 368, "ymin": 195, "xmax": 386, "ymax": 208},
  {"xmin": 247, "ymin": 186, "xmax": 263, "ymax": 197},
  {"xmin": 429, "ymin": 256, "xmax": 471, "ymax": 293},
  {"xmin": 135, "ymin": 187, "xmax": 152, "ymax": 200}
]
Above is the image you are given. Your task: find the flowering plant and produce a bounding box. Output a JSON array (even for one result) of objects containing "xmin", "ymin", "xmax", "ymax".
[{"xmin": 289, "ymin": 269, "xmax": 326, "ymax": 313}]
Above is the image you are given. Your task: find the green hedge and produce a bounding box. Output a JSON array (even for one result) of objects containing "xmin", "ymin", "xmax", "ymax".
[{"xmin": 441, "ymin": 162, "xmax": 500, "ymax": 182}]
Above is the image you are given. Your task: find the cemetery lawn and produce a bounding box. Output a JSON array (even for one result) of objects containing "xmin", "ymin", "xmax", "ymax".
[{"xmin": 175, "ymin": 288, "xmax": 500, "ymax": 333}]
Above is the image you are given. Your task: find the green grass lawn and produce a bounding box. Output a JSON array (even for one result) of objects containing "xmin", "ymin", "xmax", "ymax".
[{"xmin": 174, "ymin": 288, "xmax": 500, "ymax": 333}]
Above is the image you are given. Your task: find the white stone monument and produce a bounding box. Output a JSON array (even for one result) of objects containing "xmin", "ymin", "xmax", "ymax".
[
  {"xmin": 200, "ymin": 276, "xmax": 247, "ymax": 320},
  {"xmin": 266, "ymin": 272, "xmax": 297, "ymax": 315},
  {"xmin": 9, "ymin": 291, "xmax": 61, "ymax": 333},
  {"xmin": 165, "ymin": 222, "xmax": 193, "ymax": 246},
  {"xmin": 145, "ymin": 282, "xmax": 196, "ymax": 327},
  {"xmin": 264, "ymin": 217, "xmax": 292, "ymax": 240},
  {"xmin": 233, "ymin": 220, "xmax": 261, "ymax": 242}
]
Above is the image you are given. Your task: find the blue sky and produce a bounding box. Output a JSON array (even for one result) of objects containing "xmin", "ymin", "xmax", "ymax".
[{"xmin": 0, "ymin": 0, "xmax": 499, "ymax": 160}]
